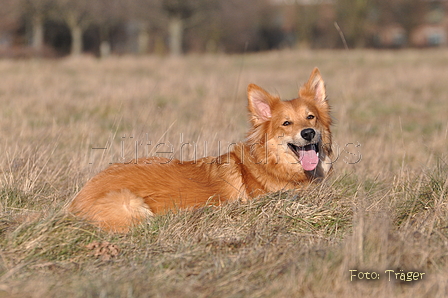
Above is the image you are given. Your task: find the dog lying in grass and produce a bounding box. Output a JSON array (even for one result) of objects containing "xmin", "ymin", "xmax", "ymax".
[{"xmin": 69, "ymin": 68, "xmax": 333, "ymax": 232}]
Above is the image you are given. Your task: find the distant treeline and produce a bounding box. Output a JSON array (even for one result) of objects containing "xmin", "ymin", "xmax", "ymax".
[{"xmin": 0, "ymin": 0, "xmax": 445, "ymax": 57}]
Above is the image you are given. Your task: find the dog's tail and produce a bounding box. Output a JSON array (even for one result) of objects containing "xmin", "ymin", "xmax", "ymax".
[{"xmin": 69, "ymin": 189, "xmax": 153, "ymax": 233}]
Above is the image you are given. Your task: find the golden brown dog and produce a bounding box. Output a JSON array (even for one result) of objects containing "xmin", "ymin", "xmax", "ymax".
[{"xmin": 69, "ymin": 68, "xmax": 333, "ymax": 232}]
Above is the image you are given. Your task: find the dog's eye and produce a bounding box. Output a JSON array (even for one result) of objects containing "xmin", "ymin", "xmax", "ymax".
[
  {"xmin": 307, "ymin": 115, "xmax": 315, "ymax": 120},
  {"xmin": 282, "ymin": 121, "xmax": 292, "ymax": 126}
]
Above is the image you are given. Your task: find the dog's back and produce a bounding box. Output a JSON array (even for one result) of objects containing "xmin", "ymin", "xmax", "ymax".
[{"xmin": 70, "ymin": 156, "xmax": 245, "ymax": 232}]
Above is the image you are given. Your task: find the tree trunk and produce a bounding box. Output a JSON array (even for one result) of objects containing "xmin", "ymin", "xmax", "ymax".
[
  {"xmin": 168, "ymin": 15, "xmax": 184, "ymax": 56},
  {"xmin": 32, "ymin": 14, "xmax": 44, "ymax": 52},
  {"xmin": 71, "ymin": 24, "xmax": 83, "ymax": 56},
  {"xmin": 99, "ymin": 26, "xmax": 111, "ymax": 58},
  {"xmin": 137, "ymin": 22, "xmax": 150, "ymax": 55}
]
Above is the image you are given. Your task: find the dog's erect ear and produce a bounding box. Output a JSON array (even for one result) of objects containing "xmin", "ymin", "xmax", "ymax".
[
  {"xmin": 247, "ymin": 84, "xmax": 277, "ymax": 124},
  {"xmin": 300, "ymin": 67, "xmax": 327, "ymax": 105}
]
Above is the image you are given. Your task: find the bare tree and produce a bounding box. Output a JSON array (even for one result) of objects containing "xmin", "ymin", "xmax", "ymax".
[
  {"xmin": 53, "ymin": 0, "xmax": 92, "ymax": 56},
  {"xmin": 162, "ymin": 0, "xmax": 217, "ymax": 56},
  {"xmin": 129, "ymin": 0, "xmax": 165, "ymax": 55},
  {"xmin": 161, "ymin": 0, "xmax": 191, "ymax": 55},
  {"xmin": 89, "ymin": 0, "xmax": 129, "ymax": 57},
  {"xmin": 0, "ymin": 0, "xmax": 53, "ymax": 51},
  {"xmin": 24, "ymin": 0, "xmax": 55, "ymax": 51}
]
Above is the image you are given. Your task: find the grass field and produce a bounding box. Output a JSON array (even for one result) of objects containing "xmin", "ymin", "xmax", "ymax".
[{"xmin": 0, "ymin": 49, "xmax": 447, "ymax": 297}]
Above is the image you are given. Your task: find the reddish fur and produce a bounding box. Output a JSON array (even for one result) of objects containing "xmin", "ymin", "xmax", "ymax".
[{"xmin": 69, "ymin": 68, "xmax": 333, "ymax": 232}]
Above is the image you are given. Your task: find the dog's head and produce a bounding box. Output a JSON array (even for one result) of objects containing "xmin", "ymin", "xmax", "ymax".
[{"xmin": 246, "ymin": 68, "xmax": 333, "ymax": 178}]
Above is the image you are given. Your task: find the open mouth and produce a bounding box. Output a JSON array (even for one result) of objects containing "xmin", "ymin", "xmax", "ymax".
[{"xmin": 287, "ymin": 143, "xmax": 320, "ymax": 171}]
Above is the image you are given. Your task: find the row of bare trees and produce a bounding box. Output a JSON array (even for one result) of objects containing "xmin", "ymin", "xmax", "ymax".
[
  {"xmin": 0, "ymin": 0, "xmax": 440, "ymax": 56},
  {"xmin": 0, "ymin": 0, "xmax": 273, "ymax": 56}
]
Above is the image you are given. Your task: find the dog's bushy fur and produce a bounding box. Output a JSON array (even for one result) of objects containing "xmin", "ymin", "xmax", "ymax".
[{"xmin": 69, "ymin": 68, "xmax": 333, "ymax": 232}]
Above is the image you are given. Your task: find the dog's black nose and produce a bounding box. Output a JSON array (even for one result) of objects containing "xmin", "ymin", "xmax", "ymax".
[{"xmin": 301, "ymin": 128, "xmax": 315, "ymax": 141}]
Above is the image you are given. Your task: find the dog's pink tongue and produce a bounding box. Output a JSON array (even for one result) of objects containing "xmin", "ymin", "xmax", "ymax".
[{"xmin": 299, "ymin": 148, "xmax": 319, "ymax": 171}]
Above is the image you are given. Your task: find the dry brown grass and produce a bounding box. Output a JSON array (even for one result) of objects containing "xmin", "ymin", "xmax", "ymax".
[{"xmin": 0, "ymin": 49, "xmax": 447, "ymax": 297}]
